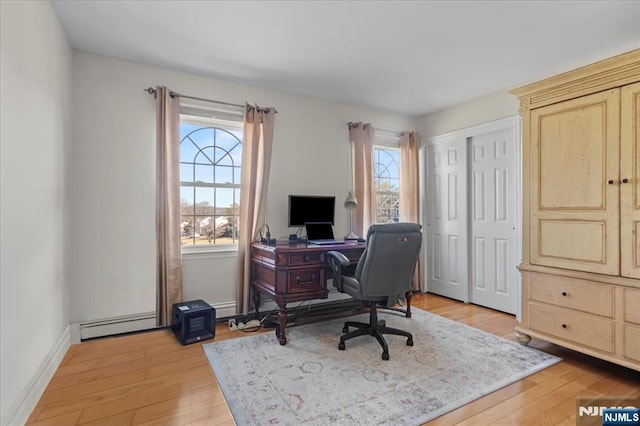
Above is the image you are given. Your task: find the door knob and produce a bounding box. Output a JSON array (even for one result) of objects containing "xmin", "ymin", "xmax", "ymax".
[
  {"xmin": 622, "ymin": 178, "xmax": 629, "ymax": 184},
  {"xmin": 608, "ymin": 179, "xmax": 615, "ymax": 185}
]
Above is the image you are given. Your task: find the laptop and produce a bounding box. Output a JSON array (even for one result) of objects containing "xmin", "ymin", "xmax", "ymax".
[{"xmin": 305, "ymin": 222, "xmax": 345, "ymax": 245}]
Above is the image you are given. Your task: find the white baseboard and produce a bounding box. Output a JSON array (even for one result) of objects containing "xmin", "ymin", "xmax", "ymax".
[{"xmin": 1, "ymin": 325, "xmax": 71, "ymax": 426}]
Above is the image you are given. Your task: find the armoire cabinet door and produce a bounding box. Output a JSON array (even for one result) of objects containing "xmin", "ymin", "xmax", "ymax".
[
  {"xmin": 529, "ymin": 89, "xmax": 620, "ymax": 275},
  {"xmin": 621, "ymin": 82, "xmax": 640, "ymax": 279}
]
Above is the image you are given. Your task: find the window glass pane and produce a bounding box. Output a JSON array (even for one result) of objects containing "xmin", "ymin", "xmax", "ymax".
[
  {"xmin": 216, "ymin": 188, "xmax": 235, "ymax": 209},
  {"xmin": 195, "ymin": 146, "xmax": 215, "ymax": 165},
  {"xmin": 194, "ymin": 164, "xmax": 213, "ymax": 184},
  {"xmin": 216, "ymin": 130, "xmax": 242, "ymax": 152},
  {"xmin": 216, "ymin": 165, "xmax": 234, "ymax": 184},
  {"xmin": 195, "ymin": 188, "xmax": 215, "ymax": 215},
  {"xmin": 180, "ymin": 215, "xmax": 195, "ymax": 245},
  {"xmin": 180, "ymin": 163, "xmax": 194, "ymax": 182}
]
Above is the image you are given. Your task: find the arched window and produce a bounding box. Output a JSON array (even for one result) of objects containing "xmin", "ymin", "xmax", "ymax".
[
  {"xmin": 374, "ymin": 147, "xmax": 400, "ymax": 223},
  {"xmin": 180, "ymin": 116, "xmax": 242, "ymax": 246}
]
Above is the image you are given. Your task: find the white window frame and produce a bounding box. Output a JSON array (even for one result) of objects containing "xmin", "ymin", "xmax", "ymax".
[{"xmin": 179, "ymin": 111, "xmax": 243, "ymax": 254}]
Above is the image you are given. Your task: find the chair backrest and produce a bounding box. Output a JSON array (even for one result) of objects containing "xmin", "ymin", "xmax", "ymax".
[{"xmin": 354, "ymin": 223, "xmax": 422, "ymax": 298}]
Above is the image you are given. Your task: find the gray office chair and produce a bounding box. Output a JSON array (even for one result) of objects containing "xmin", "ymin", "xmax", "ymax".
[{"xmin": 327, "ymin": 223, "xmax": 422, "ymax": 360}]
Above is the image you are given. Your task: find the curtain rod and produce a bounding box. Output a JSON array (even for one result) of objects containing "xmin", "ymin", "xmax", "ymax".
[
  {"xmin": 144, "ymin": 87, "xmax": 278, "ymax": 113},
  {"xmin": 348, "ymin": 122, "xmax": 403, "ymax": 137}
]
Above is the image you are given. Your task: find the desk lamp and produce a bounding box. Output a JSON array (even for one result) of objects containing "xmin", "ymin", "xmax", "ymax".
[{"xmin": 344, "ymin": 192, "xmax": 359, "ymax": 240}]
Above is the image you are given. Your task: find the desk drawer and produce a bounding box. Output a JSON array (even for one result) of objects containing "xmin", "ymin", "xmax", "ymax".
[
  {"xmin": 288, "ymin": 268, "xmax": 324, "ymax": 292},
  {"xmin": 288, "ymin": 251, "xmax": 325, "ymax": 266},
  {"xmin": 529, "ymin": 302, "xmax": 614, "ymax": 353}
]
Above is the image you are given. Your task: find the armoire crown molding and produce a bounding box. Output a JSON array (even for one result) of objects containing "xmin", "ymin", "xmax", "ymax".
[{"xmin": 510, "ymin": 49, "xmax": 640, "ymax": 112}]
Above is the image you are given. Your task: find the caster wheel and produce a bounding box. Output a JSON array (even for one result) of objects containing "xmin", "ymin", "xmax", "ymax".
[
  {"xmin": 407, "ymin": 338, "xmax": 414, "ymax": 346},
  {"xmin": 342, "ymin": 326, "xmax": 349, "ymax": 333},
  {"xmin": 382, "ymin": 352, "xmax": 389, "ymax": 361},
  {"xmin": 338, "ymin": 342, "xmax": 346, "ymax": 350}
]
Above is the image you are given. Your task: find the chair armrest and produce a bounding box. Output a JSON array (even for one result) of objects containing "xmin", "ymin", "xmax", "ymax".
[{"xmin": 327, "ymin": 250, "xmax": 350, "ymax": 293}]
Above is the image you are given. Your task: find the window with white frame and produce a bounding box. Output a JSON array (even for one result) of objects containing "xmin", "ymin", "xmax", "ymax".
[
  {"xmin": 374, "ymin": 146, "xmax": 400, "ymax": 223},
  {"xmin": 179, "ymin": 113, "xmax": 243, "ymax": 247}
]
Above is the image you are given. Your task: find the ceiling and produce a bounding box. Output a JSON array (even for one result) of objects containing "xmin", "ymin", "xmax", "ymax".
[{"xmin": 51, "ymin": 0, "xmax": 640, "ymax": 117}]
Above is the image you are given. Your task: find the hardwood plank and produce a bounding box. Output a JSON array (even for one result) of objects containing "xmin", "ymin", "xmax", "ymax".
[
  {"xmin": 131, "ymin": 384, "xmax": 223, "ymax": 424},
  {"xmin": 35, "ymin": 365, "xmax": 214, "ymax": 421},
  {"xmin": 47, "ymin": 344, "xmax": 204, "ymax": 390},
  {"xmin": 26, "ymin": 409, "xmax": 82, "ymax": 426}
]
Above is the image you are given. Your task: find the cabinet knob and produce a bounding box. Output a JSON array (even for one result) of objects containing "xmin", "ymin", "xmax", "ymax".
[
  {"xmin": 561, "ymin": 291, "xmax": 567, "ymax": 297},
  {"xmin": 608, "ymin": 179, "xmax": 615, "ymax": 185},
  {"xmin": 304, "ymin": 255, "xmax": 309, "ymax": 261},
  {"xmin": 561, "ymin": 323, "xmax": 567, "ymax": 329},
  {"xmin": 622, "ymin": 178, "xmax": 629, "ymax": 184}
]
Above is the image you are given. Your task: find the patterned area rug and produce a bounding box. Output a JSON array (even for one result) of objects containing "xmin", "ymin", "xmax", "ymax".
[{"xmin": 203, "ymin": 307, "xmax": 560, "ymax": 425}]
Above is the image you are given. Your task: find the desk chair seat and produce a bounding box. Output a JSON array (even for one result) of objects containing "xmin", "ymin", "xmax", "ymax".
[{"xmin": 328, "ymin": 223, "xmax": 422, "ymax": 360}]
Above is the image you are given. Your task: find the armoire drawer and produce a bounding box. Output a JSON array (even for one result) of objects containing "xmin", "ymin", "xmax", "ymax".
[
  {"xmin": 624, "ymin": 288, "xmax": 640, "ymax": 325},
  {"xmin": 623, "ymin": 324, "xmax": 640, "ymax": 362},
  {"xmin": 527, "ymin": 273, "xmax": 613, "ymax": 318},
  {"xmin": 528, "ymin": 303, "xmax": 614, "ymax": 353}
]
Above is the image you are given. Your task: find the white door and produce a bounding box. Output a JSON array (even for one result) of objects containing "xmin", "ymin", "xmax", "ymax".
[
  {"xmin": 470, "ymin": 129, "xmax": 518, "ymax": 314},
  {"xmin": 425, "ymin": 137, "xmax": 469, "ymax": 302}
]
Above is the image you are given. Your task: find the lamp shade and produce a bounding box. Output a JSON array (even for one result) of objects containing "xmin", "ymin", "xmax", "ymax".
[{"xmin": 344, "ymin": 192, "xmax": 358, "ymax": 210}]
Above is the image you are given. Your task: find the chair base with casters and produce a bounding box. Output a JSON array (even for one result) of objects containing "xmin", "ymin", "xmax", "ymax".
[{"xmin": 339, "ymin": 300, "xmax": 413, "ymax": 360}]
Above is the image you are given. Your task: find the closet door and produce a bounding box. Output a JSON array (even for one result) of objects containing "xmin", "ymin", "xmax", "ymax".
[
  {"xmin": 621, "ymin": 82, "xmax": 640, "ymax": 279},
  {"xmin": 529, "ymin": 89, "xmax": 620, "ymax": 275},
  {"xmin": 425, "ymin": 137, "xmax": 469, "ymax": 302},
  {"xmin": 470, "ymin": 128, "xmax": 518, "ymax": 314}
]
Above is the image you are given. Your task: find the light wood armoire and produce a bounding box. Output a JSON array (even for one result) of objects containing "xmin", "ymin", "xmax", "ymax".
[{"xmin": 511, "ymin": 49, "xmax": 640, "ymax": 372}]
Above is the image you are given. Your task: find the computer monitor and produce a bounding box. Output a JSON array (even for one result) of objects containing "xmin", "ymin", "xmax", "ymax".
[{"xmin": 288, "ymin": 195, "xmax": 335, "ymax": 226}]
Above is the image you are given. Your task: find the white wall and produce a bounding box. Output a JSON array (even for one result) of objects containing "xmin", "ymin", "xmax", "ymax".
[
  {"xmin": 0, "ymin": 1, "xmax": 72, "ymax": 423},
  {"xmin": 70, "ymin": 52, "xmax": 416, "ymax": 323},
  {"xmin": 416, "ymin": 90, "xmax": 518, "ymax": 138}
]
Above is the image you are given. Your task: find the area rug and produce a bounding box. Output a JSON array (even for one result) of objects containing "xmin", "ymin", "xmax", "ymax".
[{"xmin": 203, "ymin": 307, "xmax": 560, "ymax": 425}]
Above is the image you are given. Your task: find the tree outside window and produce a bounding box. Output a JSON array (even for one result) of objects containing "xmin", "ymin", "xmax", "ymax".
[{"xmin": 180, "ymin": 117, "xmax": 242, "ymax": 246}]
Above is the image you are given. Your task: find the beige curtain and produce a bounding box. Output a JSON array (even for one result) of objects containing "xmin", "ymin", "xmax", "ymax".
[
  {"xmin": 349, "ymin": 122, "xmax": 376, "ymax": 238},
  {"xmin": 400, "ymin": 131, "xmax": 422, "ymax": 291},
  {"xmin": 236, "ymin": 104, "xmax": 276, "ymax": 314},
  {"xmin": 156, "ymin": 86, "xmax": 182, "ymax": 326}
]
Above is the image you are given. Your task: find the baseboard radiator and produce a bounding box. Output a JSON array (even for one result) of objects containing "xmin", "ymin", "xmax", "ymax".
[
  {"xmin": 78, "ymin": 311, "xmax": 158, "ymax": 341},
  {"xmin": 76, "ymin": 300, "xmax": 237, "ymax": 341}
]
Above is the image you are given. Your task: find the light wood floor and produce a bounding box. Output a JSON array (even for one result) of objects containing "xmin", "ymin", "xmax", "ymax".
[{"xmin": 27, "ymin": 293, "xmax": 640, "ymax": 425}]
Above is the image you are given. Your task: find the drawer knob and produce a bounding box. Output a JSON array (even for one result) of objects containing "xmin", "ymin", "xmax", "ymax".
[
  {"xmin": 561, "ymin": 291, "xmax": 567, "ymax": 297},
  {"xmin": 561, "ymin": 323, "xmax": 567, "ymax": 329},
  {"xmin": 304, "ymin": 255, "xmax": 310, "ymax": 261},
  {"xmin": 608, "ymin": 179, "xmax": 615, "ymax": 185},
  {"xmin": 622, "ymin": 178, "xmax": 629, "ymax": 184}
]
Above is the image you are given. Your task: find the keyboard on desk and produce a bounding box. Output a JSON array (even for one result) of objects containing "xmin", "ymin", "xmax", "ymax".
[{"xmin": 308, "ymin": 239, "xmax": 346, "ymax": 245}]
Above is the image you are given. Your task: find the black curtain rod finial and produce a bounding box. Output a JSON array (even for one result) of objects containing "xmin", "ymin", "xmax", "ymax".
[{"xmin": 145, "ymin": 87, "xmax": 156, "ymax": 95}]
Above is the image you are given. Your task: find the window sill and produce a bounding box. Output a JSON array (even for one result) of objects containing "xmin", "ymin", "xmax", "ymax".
[{"xmin": 181, "ymin": 244, "xmax": 238, "ymax": 259}]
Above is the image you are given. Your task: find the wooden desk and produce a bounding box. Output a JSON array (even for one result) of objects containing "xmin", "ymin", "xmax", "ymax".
[{"xmin": 251, "ymin": 241, "xmax": 365, "ymax": 345}]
